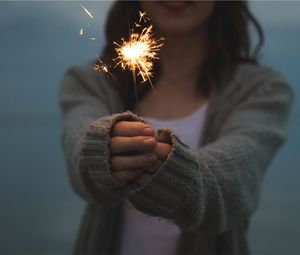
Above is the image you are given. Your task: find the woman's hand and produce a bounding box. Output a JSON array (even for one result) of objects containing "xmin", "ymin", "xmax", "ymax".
[
  {"xmin": 133, "ymin": 141, "xmax": 172, "ymax": 187},
  {"xmin": 110, "ymin": 121, "xmax": 171, "ymax": 186}
]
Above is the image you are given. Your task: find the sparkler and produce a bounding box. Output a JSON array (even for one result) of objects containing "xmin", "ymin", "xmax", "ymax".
[
  {"xmin": 114, "ymin": 12, "xmax": 164, "ymax": 91},
  {"xmin": 78, "ymin": 5, "xmax": 163, "ymax": 93}
]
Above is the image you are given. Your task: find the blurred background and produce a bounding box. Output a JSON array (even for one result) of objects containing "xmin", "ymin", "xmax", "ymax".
[{"xmin": 0, "ymin": 1, "xmax": 299, "ymax": 254}]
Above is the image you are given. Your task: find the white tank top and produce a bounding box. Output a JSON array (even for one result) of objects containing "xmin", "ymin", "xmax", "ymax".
[{"xmin": 120, "ymin": 102, "xmax": 208, "ymax": 255}]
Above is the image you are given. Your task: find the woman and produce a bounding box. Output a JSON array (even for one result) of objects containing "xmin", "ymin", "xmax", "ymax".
[{"xmin": 60, "ymin": 1, "xmax": 293, "ymax": 254}]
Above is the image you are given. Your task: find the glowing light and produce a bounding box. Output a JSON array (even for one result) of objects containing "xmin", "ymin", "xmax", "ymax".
[
  {"xmin": 114, "ymin": 24, "xmax": 163, "ymax": 86},
  {"xmin": 78, "ymin": 8, "xmax": 163, "ymax": 90},
  {"xmin": 94, "ymin": 63, "xmax": 109, "ymax": 73},
  {"xmin": 80, "ymin": 3, "xmax": 94, "ymax": 19},
  {"xmin": 94, "ymin": 55, "xmax": 111, "ymax": 78},
  {"xmin": 139, "ymin": 11, "xmax": 149, "ymax": 23}
]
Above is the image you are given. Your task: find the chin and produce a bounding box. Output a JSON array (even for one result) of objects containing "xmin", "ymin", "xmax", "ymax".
[{"xmin": 141, "ymin": 1, "xmax": 215, "ymax": 36}]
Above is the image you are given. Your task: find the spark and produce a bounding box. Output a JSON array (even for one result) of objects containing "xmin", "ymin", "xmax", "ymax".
[
  {"xmin": 94, "ymin": 56, "xmax": 109, "ymax": 73},
  {"xmin": 79, "ymin": 28, "xmax": 84, "ymax": 36},
  {"xmin": 80, "ymin": 3, "xmax": 94, "ymax": 19},
  {"xmin": 94, "ymin": 55, "xmax": 112, "ymax": 83},
  {"xmin": 114, "ymin": 25, "xmax": 163, "ymax": 87},
  {"xmin": 94, "ymin": 63, "xmax": 109, "ymax": 73},
  {"xmin": 139, "ymin": 11, "xmax": 149, "ymax": 23}
]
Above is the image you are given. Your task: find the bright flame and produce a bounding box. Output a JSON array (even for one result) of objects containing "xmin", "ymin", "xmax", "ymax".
[
  {"xmin": 80, "ymin": 3, "xmax": 94, "ymax": 19},
  {"xmin": 114, "ymin": 25, "xmax": 163, "ymax": 85}
]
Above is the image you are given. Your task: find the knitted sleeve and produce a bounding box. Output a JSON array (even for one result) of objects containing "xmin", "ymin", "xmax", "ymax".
[
  {"xmin": 126, "ymin": 70, "xmax": 294, "ymax": 234},
  {"xmin": 59, "ymin": 66, "xmax": 129, "ymax": 205}
]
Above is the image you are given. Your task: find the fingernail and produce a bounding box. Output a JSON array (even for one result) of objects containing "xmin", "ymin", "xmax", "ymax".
[
  {"xmin": 143, "ymin": 138, "xmax": 156, "ymax": 147},
  {"xmin": 143, "ymin": 127, "xmax": 154, "ymax": 136}
]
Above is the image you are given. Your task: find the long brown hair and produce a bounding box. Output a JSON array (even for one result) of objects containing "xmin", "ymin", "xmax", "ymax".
[{"xmin": 101, "ymin": 1, "xmax": 264, "ymax": 110}]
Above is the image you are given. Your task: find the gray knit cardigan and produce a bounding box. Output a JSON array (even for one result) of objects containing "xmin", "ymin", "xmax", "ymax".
[{"xmin": 59, "ymin": 63, "xmax": 293, "ymax": 255}]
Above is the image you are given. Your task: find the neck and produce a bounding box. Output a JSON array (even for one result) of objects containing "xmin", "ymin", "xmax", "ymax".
[{"xmin": 158, "ymin": 29, "xmax": 208, "ymax": 87}]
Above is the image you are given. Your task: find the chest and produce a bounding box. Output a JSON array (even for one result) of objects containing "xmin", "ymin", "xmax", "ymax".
[
  {"xmin": 144, "ymin": 102, "xmax": 209, "ymax": 150},
  {"xmin": 137, "ymin": 86, "xmax": 207, "ymax": 120}
]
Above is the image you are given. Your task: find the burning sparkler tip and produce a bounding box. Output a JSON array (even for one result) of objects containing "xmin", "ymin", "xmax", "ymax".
[{"xmin": 114, "ymin": 14, "xmax": 164, "ymax": 85}]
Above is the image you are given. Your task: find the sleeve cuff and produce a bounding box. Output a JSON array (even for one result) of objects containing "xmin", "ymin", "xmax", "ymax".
[
  {"xmin": 80, "ymin": 111, "xmax": 147, "ymax": 204},
  {"xmin": 127, "ymin": 129, "xmax": 204, "ymax": 230}
]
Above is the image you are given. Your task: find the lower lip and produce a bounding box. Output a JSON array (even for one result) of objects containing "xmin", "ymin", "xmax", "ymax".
[{"xmin": 159, "ymin": 1, "xmax": 191, "ymax": 14}]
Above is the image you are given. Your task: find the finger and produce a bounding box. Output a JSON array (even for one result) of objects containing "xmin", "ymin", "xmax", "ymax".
[
  {"xmin": 134, "ymin": 172, "xmax": 153, "ymax": 187},
  {"xmin": 143, "ymin": 159, "xmax": 162, "ymax": 174},
  {"xmin": 110, "ymin": 136, "xmax": 156, "ymax": 154},
  {"xmin": 111, "ymin": 121, "xmax": 154, "ymax": 137},
  {"xmin": 153, "ymin": 142, "xmax": 172, "ymax": 161},
  {"xmin": 112, "ymin": 169, "xmax": 143, "ymax": 183},
  {"xmin": 111, "ymin": 153, "xmax": 158, "ymax": 172}
]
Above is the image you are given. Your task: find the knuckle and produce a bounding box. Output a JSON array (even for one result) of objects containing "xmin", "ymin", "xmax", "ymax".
[
  {"xmin": 116, "ymin": 121, "xmax": 125, "ymax": 128},
  {"xmin": 112, "ymin": 123, "xmax": 121, "ymax": 135},
  {"xmin": 142, "ymin": 137, "xmax": 156, "ymax": 149},
  {"xmin": 111, "ymin": 157, "xmax": 121, "ymax": 171},
  {"xmin": 135, "ymin": 122, "xmax": 149, "ymax": 132},
  {"xmin": 109, "ymin": 137, "xmax": 117, "ymax": 148},
  {"xmin": 142, "ymin": 153, "xmax": 158, "ymax": 166},
  {"xmin": 135, "ymin": 136, "xmax": 145, "ymax": 146},
  {"xmin": 125, "ymin": 170, "xmax": 141, "ymax": 181}
]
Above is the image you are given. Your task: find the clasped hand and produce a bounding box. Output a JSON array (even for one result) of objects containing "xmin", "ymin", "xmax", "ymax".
[{"xmin": 109, "ymin": 121, "xmax": 172, "ymax": 187}]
